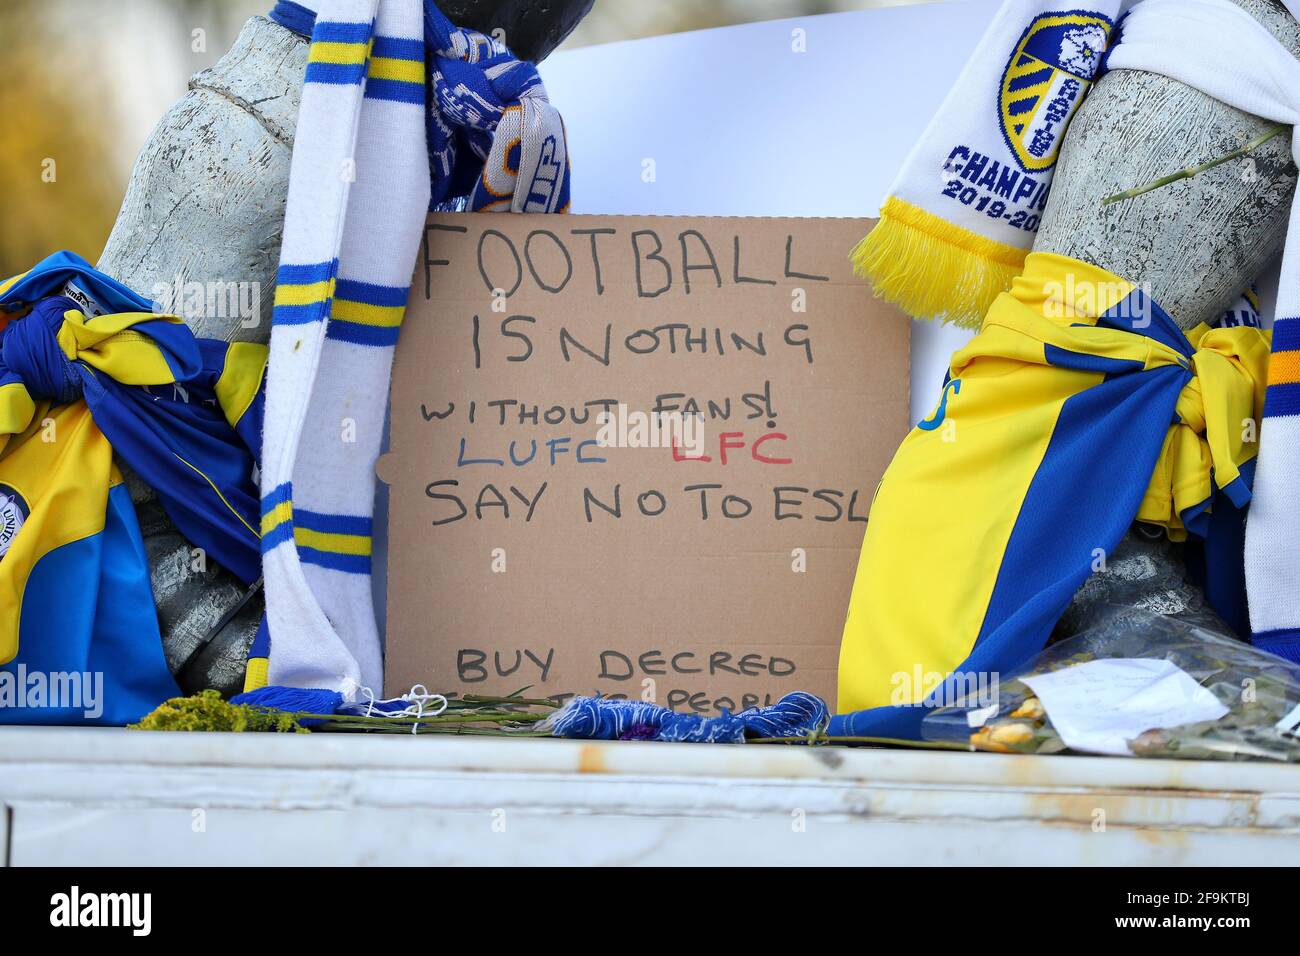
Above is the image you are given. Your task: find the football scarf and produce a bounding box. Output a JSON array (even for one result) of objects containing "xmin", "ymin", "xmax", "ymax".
[
  {"xmin": 853, "ymin": 0, "xmax": 1298, "ymax": 326},
  {"xmin": 833, "ymin": 252, "xmax": 1270, "ymax": 739},
  {"xmin": 853, "ymin": 0, "xmax": 1125, "ymax": 327},
  {"xmin": 0, "ymin": 253, "xmax": 267, "ymax": 724},
  {"xmin": 243, "ymin": 0, "xmax": 570, "ymax": 712}
]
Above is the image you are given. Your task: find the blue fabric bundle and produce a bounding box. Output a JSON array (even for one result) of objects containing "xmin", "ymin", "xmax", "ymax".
[
  {"xmin": 421, "ymin": 3, "xmax": 570, "ymax": 212},
  {"xmin": 543, "ymin": 692, "xmax": 829, "ymax": 744},
  {"xmin": 268, "ymin": 0, "xmax": 572, "ymax": 213},
  {"xmin": 0, "ymin": 253, "xmax": 267, "ymax": 724},
  {"xmin": 1, "ymin": 253, "xmax": 265, "ymax": 585}
]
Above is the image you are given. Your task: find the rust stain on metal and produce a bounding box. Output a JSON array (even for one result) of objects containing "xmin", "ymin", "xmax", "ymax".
[
  {"xmin": 1022, "ymin": 787, "xmax": 1260, "ymax": 834},
  {"xmin": 578, "ymin": 745, "xmax": 607, "ymax": 774},
  {"xmin": 1132, "ymin": 827, "xmax": 1192, "ymax": 851},
  {"xmin": 1025, "ymin": 791, "xmax": 1179, "ymax": 830}
]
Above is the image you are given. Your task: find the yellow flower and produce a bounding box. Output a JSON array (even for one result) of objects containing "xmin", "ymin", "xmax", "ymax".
[
  {"xmin": 970, "ymin": 721, "xmax": 1037, "ymax": 753},
  {"xmin": 1010, "ymin": 697, "xmax": 1045, "ymax": 721}
]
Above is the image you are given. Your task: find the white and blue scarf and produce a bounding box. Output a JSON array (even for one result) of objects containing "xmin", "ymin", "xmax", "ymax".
[{"xmin": 237, "ymin": 0, "xmax": 570, "ymax": 714}]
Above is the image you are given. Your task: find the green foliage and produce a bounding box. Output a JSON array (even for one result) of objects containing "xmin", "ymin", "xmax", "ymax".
[{"xmin": 131, "ymin": 690, "xmax": 307, "ymax": 733}]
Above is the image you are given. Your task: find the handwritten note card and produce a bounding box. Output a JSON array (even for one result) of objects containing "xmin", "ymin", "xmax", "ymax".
[{"xmin": 378, "ymin": 215, "xmax": 910, "ymax": 712}]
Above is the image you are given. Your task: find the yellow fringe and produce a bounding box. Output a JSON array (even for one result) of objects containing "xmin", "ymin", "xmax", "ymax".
[{"xmin": 851, "ymin": 196, "xmax": 1028, "ymax": 329}]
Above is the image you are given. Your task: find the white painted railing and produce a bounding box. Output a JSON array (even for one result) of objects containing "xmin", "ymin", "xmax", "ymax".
[{"xmin": 3, "ymin": 729, "xmax": 1299, "ymax": 864}]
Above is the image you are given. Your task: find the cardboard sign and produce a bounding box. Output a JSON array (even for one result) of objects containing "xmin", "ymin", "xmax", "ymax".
[{"xmin": 379, "ymin": 215, "xmax": 909, "ymax": 714}]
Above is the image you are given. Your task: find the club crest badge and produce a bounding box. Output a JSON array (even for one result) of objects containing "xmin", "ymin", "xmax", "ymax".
[
  {"xmin": 999, "ymin": 11, "xmax": 1113, "ymax": 173},
  {"xmin": 0, "ymin": 484, "xmax": 29, "ymax": 561}
]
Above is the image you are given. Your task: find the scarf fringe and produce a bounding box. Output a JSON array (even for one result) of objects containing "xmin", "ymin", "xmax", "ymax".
[
  {"xmin": 230, "ymin": 685, "xmax": 345, "ymax": 716},
  {"xmin": 852, "ymin": 196, "xmax": 1026, "ymax": 328},
  {"xmin": 540, "ymin": 692, "xmax": 829, "ymax": 743}
]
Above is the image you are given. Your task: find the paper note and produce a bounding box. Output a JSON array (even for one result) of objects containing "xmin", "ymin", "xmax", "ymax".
[{"xmin": 1021, "ymin": 659, "xmax": 1229, "ymax": 757}]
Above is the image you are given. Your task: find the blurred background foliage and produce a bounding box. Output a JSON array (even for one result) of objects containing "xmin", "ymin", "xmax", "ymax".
[{"xmin": 0, "ymin": 0, "xmax": 916, "ymax": 278}]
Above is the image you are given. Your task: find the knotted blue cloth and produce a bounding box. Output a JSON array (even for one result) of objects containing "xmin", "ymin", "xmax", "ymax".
[
  {"xmin": 268, "ymin": 0, "xmax": 572, "ymax": 213},
  {"xmin": 0, "ymin": 253, "xmax": 266, "ymax": 585},
  {"xmin": 423, "ymin": 4, "xmax": 570, "ymax": 212},
  {"xmin": 543, "ymin": 692, "xmax": 830, "ymax": 744}
]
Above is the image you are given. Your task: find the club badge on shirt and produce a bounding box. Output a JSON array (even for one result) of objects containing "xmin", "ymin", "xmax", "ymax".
[{"xmin": 0, "ymin": 484, "xmax": 30, "ymax": 561}]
